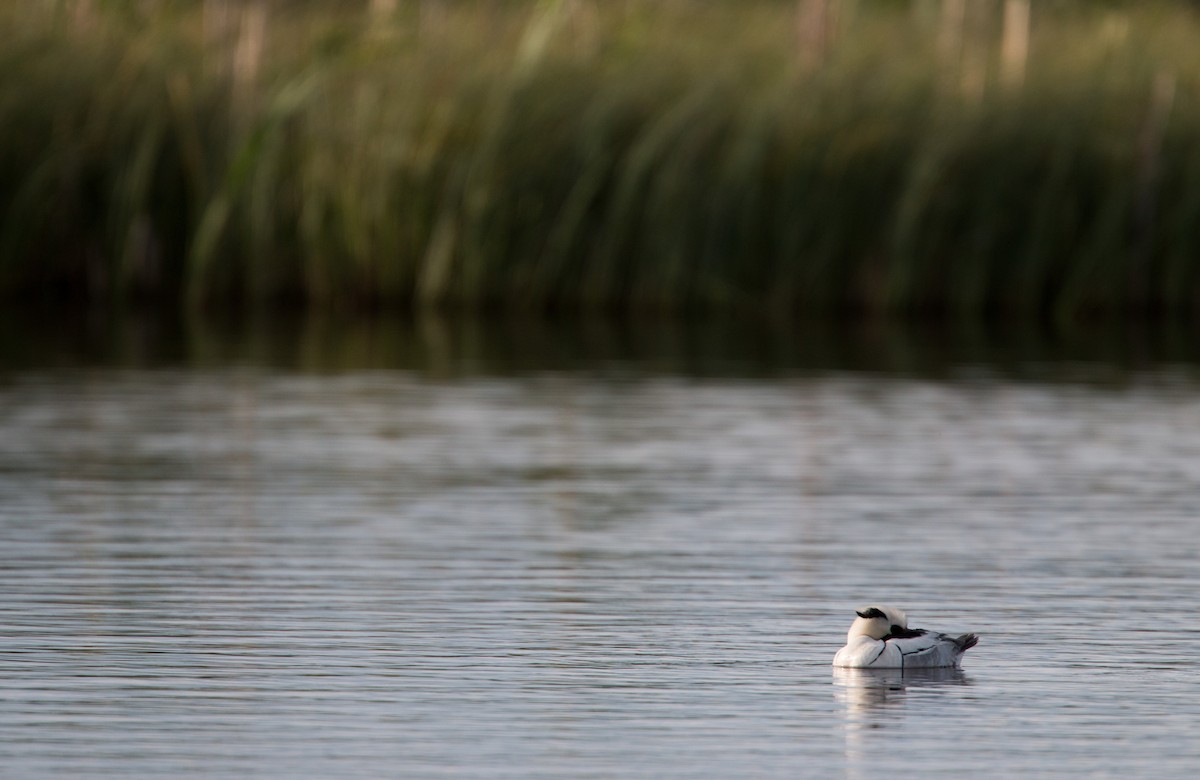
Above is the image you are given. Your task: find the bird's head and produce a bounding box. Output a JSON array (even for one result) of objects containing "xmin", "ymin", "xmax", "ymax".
[{"xmin": 847, "ymin": 605, "xmax": 908, "ymax": 641}]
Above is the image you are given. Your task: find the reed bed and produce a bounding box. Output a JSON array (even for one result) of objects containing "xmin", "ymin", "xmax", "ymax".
[{"xmin": 3, "ymin": 0, "xmax": 1200, "ymax": 319}]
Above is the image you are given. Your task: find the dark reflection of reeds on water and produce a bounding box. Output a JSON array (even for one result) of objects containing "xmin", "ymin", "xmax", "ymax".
[{"xmin": 3, "ymin": 306, "xmax": 1199, "ymax": 385}]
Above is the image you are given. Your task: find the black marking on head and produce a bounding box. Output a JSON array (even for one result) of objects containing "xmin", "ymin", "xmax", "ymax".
[
  {"xmin": 883, "ymin": 626, "xmax": 927, "ymax": 641},
  {"xmin": 856, "ymin": 608, "xmax": 887, "ymax": 620}
]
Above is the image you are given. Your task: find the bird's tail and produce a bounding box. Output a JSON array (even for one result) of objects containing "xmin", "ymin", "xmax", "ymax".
[{"xmin": 955, "ymin": 633, "xmax": 979, "ymax": 652}]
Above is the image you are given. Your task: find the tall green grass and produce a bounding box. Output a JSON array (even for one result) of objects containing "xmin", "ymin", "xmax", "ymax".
[{"xmin": 3, "ymin": 0, "xmax": 1200, "ymax": 319}]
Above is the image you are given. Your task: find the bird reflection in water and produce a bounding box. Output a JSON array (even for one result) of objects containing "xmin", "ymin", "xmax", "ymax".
[{"xmin": 833, "ymin": 667, "xmax": 971, "ymax": 779}]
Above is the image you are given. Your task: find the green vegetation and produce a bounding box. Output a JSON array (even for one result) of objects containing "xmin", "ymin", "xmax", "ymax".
[{"xmin": 3, "ymin": 0, "xmax": 1200, "ymax": 319}]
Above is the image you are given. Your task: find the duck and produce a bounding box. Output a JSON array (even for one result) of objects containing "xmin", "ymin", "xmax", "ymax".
[{"xmin": 832, "ymin": 605, "xmax": 978, "ymax": 669}]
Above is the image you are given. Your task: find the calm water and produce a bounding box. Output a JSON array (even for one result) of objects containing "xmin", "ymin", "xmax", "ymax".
[{"xmin": 1, "ymin": 316, "xmax": 1198, "ymax": 778}]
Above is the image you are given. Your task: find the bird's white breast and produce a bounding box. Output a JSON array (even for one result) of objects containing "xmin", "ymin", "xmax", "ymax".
[{"xmin": 833, "ymin": 636, "xmax": 901, "ymax": 668}]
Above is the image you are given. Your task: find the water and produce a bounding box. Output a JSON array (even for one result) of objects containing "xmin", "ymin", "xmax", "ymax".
[{"xmin": 1, "ymin": 315, "xmax": 1198, "ymax": 778}]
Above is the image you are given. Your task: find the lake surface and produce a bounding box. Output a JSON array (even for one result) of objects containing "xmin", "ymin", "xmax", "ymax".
[{"xmin": 1, "ymin": 314, "xmax": 1198, "ymax": 778}]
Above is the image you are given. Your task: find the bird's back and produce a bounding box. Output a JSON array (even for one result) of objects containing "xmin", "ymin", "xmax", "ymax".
[
  {"xmin": 885, "ymin": 632, "xmax": 975, "ymax": 669},
  {"xmin": 834, "ymin": 632, "xmax": 977, "ymax": 669}
]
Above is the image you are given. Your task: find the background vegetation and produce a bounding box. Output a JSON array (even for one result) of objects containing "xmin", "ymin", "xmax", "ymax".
[{"xmin": 3, "ymin": 0, "xmax": 1200, "ymax": 320}]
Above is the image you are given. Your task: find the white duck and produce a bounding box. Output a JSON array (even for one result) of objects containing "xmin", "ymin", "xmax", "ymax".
[{"xmin": 832, "ymin": 605, "xmax": 978, "ymax": 669}]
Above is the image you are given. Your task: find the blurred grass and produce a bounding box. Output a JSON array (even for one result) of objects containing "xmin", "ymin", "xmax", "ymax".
[{"xmin": 3, "ymin": 0, "xmax": 1200, "ymax": 320}]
